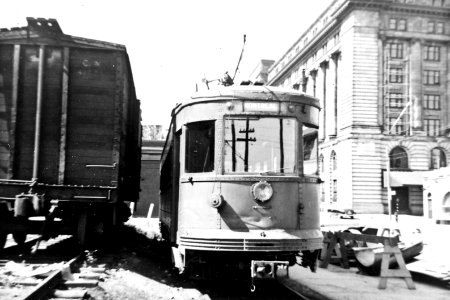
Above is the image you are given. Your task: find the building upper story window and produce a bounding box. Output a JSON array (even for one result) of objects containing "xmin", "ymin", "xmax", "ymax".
[
  {"xmin": 424, "ymin": 119, "xmax": 441, "ymax": 136},
  {"xmin": 389, "ymin": 93, "xmax": 404, "ymax": 108},
  {"xmin": 424, "ymin": 94, "xmax": 441, "ymax": 110},
  {"xmin": 432, "ymin": 0, "xmax": 446, "ymax": 7},
  {"xmin": 389, "ymin": 67, "xmax": 404, "ymax": 83},
  {"xmin": 322, "ymin": 43, "xmax": 328, "ymax": 55},
  {"xmin": 333, "ymin": 32, "xmax": 340, "ymax": 45},
  {"xmin": 423, "ymin": 70, "xmax": 440, "ymax": 85},
  {"xmin": 330, "ymin": 151, "xmax": 337, "ymax": 171},
  {"xmin": 428, "ymin": 21, "xmax": 445, "ymax": 34},
  {"xmin": 388, "ymin": 117, "xmax": 406, "ymax": 135},
  {"xmin": 387, "ymin": 42, "xmax": 404, "ymax": 59},
  {"xmin": 424, "ymin": 45, "xmax": 440, "ymax": 61},
  {"xmin": 436, "ymin": 22, "xmax": 444, "ymax": 34},
  {"xmin": 431, "ymin": 148, "xmax": 447, "ymax": 169},
  {"xmin": 389, "ymin": 146, "xmax": 408, "ymax": 169},
  {"xmin": 389, "ymin": 18, "xmax": 407, "ymax": 31}
]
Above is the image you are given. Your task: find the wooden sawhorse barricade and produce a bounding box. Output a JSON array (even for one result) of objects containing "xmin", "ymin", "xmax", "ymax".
[{"xmin": 320, "ymin": 231, "xmax": 415, "ymax": 290}]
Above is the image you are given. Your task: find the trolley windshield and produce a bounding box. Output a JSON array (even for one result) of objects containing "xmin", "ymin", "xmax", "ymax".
[{"xmin": 224, "ymin": 117, "xmax": 297, "ymax": 174}]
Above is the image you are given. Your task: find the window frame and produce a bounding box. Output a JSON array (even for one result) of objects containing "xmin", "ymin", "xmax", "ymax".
[
  {"xmin": 389, "ymin": 67, "xmax": 404, "ymax": 83},
  {"xmin": 424, "ymin": 45, "xmax": 440, "ymax": 61},
  {"xmin": 389, "ymin": 93, "xmax": 404, "ymax": 108},
  {"xmin": 423, "ymin": 70, "xmax": 440, "ymax": 85},
  {"xmin": 389, "ymin": 146, "xmax": 408, "ymax": 170},
  {"xmin": 431, "ymin": 148, "xmax": 447, "ymax": 170},
  {"xmin": 424, "ymin": 94, "xmax": 441, "ymax": 110},
  {"xmin": 388, "ymin": 42, "xmax": 404, "ymax": 59},
  {"xmin": 184, "ymin": 120, "xmax": 215, "ymax": 174},
  {"xmin": 222, "ymin": 116, "xmax": 299, "ymax": 175},
  {"xmin": 424, "ymin": 119, "xmax": 441, "ymax": 136}
]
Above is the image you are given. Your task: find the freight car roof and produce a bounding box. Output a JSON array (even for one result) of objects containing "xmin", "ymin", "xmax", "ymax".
[
  {"xmin": 0, "ymin": 17, "xmax": 126, "ymax": 51},
  {"xmin": 177, "ymin": 85, "xmax": 320, "ymax": 112}
]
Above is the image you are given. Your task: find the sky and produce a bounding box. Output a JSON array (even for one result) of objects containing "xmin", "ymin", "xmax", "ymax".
[{"xmin": 1, "ymin": 0, "xmax": 333, "ymax": 128}]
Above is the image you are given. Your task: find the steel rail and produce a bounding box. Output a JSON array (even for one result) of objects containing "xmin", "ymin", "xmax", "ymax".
[{"xmin": 22, "ymin": 254, "xmax": 82, "ymax": 300}]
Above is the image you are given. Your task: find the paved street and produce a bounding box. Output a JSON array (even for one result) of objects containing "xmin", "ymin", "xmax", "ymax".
[{"xmin": 298, "ymin": 213, "xmax": 450, "ymax": 299}]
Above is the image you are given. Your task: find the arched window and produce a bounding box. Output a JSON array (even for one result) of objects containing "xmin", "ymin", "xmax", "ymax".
[
  {"xmin": 389, "ymin": 146, "xmax": 408, "ymax": 169},
  {"xmin": 330, "ymin": 151, "xmax": 337, "ymax": 171},
  {"xmin": 443, "ymin": 192, "xmax": 450, "ymax": 214},
  {"xmin": 431, "ymin": 148, "xmax": 447, "ymax": 169}
]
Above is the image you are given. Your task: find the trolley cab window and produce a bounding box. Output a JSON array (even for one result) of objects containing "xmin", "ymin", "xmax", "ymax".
[
  {"xmin": 185, "ymin": 121, "xmax": 215, "ymax": 173},
  {"xmin": 303, "ymin": 124, "xmax": 318, "ymax": 176},
  {"xmin": 224, "ymin": 117, "xmax": 297, "ymax": 174}
]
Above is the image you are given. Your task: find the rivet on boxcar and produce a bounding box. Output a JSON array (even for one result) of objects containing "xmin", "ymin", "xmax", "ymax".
[
  {"xmin": 298, "ymin": 203, "xmax": 304, "ymax": 215},
  {"xmin": 208, "ymin": 193, "xmax": 223, "ymax": 208}
]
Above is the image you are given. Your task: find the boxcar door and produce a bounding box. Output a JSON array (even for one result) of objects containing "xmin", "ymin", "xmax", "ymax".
[{"xmin": 64, "ymin": 49, "xmax": 121, "ymax": 187}]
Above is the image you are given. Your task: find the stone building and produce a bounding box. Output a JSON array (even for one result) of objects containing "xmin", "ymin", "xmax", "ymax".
[
  {"xmin": 267, "ymin": 0, "xmax": 450, "ymax": 215},
  {"xmin": 249, "ymin": 59, "xmax": 275, "ymax": 84},
  {"xmin": 423, "ymin": 166, "xmax": 450, "ymax": 223},
  {"xmin": 135, "ymin": 126, "xmax": 165, "ymax": 217}
]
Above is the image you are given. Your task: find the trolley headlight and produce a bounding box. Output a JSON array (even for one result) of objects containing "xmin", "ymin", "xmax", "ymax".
[{"xmin": 251, "ymin": 181, "xmax": 273, "ymax": 202}]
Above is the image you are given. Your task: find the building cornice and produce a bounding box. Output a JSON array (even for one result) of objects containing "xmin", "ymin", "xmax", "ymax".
[{"xmin": 268, "ymin": 0, "xmax": 450, "ymax": 85}]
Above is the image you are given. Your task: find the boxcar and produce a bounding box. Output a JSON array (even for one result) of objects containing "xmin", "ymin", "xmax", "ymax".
[
  {"xmin": 0, "ymin": 18, "xmax": 141, "ymax": 248},
  {"xmin": 160, "ymin": 85, "xmax": 323, "ymax": 285}
]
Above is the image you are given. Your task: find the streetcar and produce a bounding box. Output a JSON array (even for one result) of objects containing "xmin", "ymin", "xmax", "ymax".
[{"xmin": 159, "ymin": 85, "xmax": 322, "ymax": 283}]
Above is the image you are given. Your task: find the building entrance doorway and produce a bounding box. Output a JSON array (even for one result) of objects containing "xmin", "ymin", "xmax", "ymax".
[{"xmin": 392, "ymin": 187, "xmax": 410, "ymax": 214}]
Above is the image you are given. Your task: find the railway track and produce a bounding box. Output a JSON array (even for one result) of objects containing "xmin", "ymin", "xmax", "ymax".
[{"xmin": 0, "ymin": 235, "xmax": 111, "ymax": 300}]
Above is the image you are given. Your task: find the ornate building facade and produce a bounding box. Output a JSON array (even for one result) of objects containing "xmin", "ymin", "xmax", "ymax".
[{"xmin": 267, "ymin": 0, "xmax": 450, "ymax": 214}]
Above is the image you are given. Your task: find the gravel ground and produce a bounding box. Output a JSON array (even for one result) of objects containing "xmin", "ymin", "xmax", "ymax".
[
  {"xmin": 87, "ymin": 219, "xmax": 212, "ymax": 300},
  {"xmin": 88, "ymin": 218, "xmax": 297, "ymax": 300}
]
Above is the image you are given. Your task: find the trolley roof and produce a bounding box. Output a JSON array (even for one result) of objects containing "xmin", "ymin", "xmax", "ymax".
[{"xmin": 175, "ymin": 85, "xmax": 320, "ymax": 115}]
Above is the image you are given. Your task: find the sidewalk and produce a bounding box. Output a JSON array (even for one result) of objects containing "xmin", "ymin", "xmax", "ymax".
[
  {"xmin": 282, "ymin": 263, "xmax": 449, "ymax": 300},
  {"xmin": 288, "ymin": 213, "xmax": 450, "ymax": 300}
]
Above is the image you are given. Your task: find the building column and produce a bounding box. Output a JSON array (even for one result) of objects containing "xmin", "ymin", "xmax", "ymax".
[
  {"xmin": 330, "ymin": 52, "xmax": 340, "ymax": 137},
  {"xmin": 446, "ymin": 41, "xmax": 450, "ymax": 134},
  {"xmin": 301, "ymin": 69, "xmax": 308, "ymax": 93},
  {"xmin": 319, "ymin": 60, "xmax": 329, "ymax": 141},
  {"xmin": 410, "ymin": 39, "xmax": 423, "ymax": 132},
  {"xmin": 309, "ymin": 69, "xmax": 318, "ymax": 97}
]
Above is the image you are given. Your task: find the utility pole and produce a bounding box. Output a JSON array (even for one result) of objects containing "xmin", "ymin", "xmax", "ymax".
[{"xmin": 237, "ymin": 119, "xmax": 256, "ymax": 172}]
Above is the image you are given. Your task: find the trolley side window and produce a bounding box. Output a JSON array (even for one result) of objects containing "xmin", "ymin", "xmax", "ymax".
[
  {"xmin": 303, "ymin": 124, "xmax": 318, "ymax": 176},
  {"xmin": 185, "ymin": 121, "xmax": 215, "ymax": 173},
  {"xmin": 224, "ymin": 117, "xmax": 297, "ymax": 174}
]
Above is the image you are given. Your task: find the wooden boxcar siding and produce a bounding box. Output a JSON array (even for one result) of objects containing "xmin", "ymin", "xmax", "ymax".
[
  {"xmin": 352, "ymin": 11, "xmax": 380, "ymax": 128},
  {"xmin": 0, "ymin": 44, "xmax": 134, "ymax": 188},
  {"xmin": 65, "ymin": 49, "xmax": 119, "ymax": 186},
  {"xmin": 0, "ymin": 45, "xmax": 13, "ymax": 178}
]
